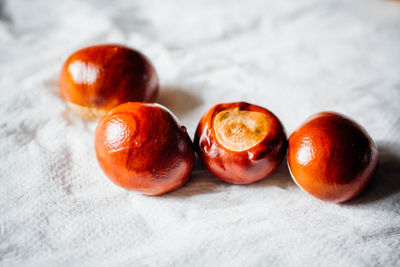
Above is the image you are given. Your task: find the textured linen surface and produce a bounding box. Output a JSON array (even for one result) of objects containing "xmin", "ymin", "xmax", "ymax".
[{"xmin": 1, "ymin": 0, "xmax": 400, "ymax": 266}]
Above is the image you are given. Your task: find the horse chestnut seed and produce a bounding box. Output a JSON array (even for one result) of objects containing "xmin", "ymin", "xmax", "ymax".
[
  {"xmin": 59, "ymin": 44, "xmax": 159, "ymax": 120},
  {"xmin": 287, "ymin": 112, "xmax": 378, "ymax": 203},
  {"xmin": 95, "ymin": 102, "xmax": 195, "ymax": 195},
  {"xmin": 194, "ymin": 102, "xmax": 287, "ymax": 184}
]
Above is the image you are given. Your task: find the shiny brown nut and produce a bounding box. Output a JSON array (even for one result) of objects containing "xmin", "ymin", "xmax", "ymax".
[
  {"xmin": 287, "ymin": 112, "xmax": 379, "ymax": 203},
  {"xmin": 94, "ymin": 102, "xmax": 195, "ymax": 195},
  {"xmin": 59, "ymin": 44, "xmax": 159, "ymax": 120},
  {"xmin": 194, "ymin": 102, "xmax": 287, "ymax": 184}
]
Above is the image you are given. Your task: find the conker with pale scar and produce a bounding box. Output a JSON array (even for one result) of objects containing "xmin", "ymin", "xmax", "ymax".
[
  {"xmin": 194, "ymin": 102, "xmax": 287, "ymax": 184},
  {"xmin": 287, "ymin": 112, "xmax": 378, "ymax": 203},
  {"xmin": 59, "ymin": 44, "xmax": 159, "ymax": 120},
  {"xmin": 95, "ymin": 102, "xmax": 195, "ymax": 195}
]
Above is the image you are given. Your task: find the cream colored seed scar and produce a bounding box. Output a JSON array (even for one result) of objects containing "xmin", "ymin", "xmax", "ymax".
[{"xmin": 213, "ymin": 108, "xmax": 269, "ymax": 151}]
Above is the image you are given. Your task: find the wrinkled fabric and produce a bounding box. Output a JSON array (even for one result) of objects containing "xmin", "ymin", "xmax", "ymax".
[{"xmin": 1, "ymin": 0, "xmax": 400, "ymax": 266}]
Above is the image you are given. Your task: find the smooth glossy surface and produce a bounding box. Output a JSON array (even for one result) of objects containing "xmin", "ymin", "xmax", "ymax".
[
  {"xmin": 288, "ymin": 112, "xmax": 378, "ymax": 203},
  {"xmin": 59, "ymin": 44, "xmax": 159, "ymax": 119},
  {"xmin": 194, "ymin": 102, "xmax": 287, "ymax": 184},
  {"xmin": 95, "ymin": 102, "xmax": 195, "ymax": 195}
]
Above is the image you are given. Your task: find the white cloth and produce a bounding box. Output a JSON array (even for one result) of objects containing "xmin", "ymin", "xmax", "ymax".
[{"xmin": 1, "ymin": 0, "xmax": 400, "ymax": 266}]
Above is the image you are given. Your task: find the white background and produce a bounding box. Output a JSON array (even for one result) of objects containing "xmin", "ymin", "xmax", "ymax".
[{"xmin": 1, "ymin": 0, "xmax": 400, "ymax": 266}]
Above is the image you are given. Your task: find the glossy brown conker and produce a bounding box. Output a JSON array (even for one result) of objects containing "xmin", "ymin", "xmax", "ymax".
[
  {"xmin": 95, "ymin": 102, "xmax": 195, "ymax": 195},
  {"xmin": 287, "ymin": 112, "xmax": 379, "ymax": 203},
  {"xmin": 194, "ymin": 102, "xmax": 287, "ymax": 184},
  {"xmin": 59, "ymin": 44, "xmax": 159, "ymax": 119}
]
